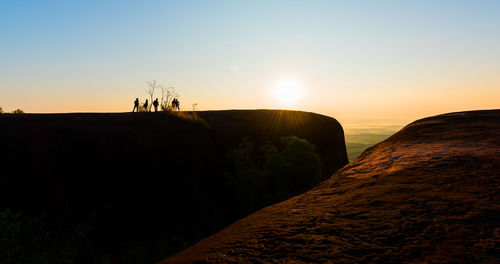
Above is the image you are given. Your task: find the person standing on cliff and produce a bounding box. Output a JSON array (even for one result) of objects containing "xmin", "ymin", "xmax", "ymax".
[
  {"xmin": 143, "ymin": 99, "xmax": 149, "ymax": 112},
  {"xmin": 153, "ymin": 98, "xmax": 159, "ymax": 112},
  {"xmin": 171, "ymin": 99, "xmax": 176, "ymax": 111},
  {"xmin": 132, "ymin": 98, "xmax": 139, "ymax": 112},
  {"xmin": 172, "ymin": 98, "xmax": 180, "ymax": 111}
]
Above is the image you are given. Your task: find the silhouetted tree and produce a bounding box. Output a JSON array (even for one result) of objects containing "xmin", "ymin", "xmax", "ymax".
[
  {"xmin": 226, "ymin": 136, "xmax": 322, "ymax": 216},
  {"xmin": 226, "ymin": 137, "xmax": 265, "ymax": 215},
  {"xmin": 0, "ymin": 208, "xmax": 46, "ymax": 263},
  {"xmin": 276, "ymin": 136, "xmax": 322, "ymax": 194},
  {"xmin": 0, "ymin": 106, "xmax": 3, "ymax": 114},
  {"xmin": 144, "ymin": 80, "xmax": 180, "ymax": 112},
  {"xmin": 192, "ymin": 103, "xmax": 198, "ymax": 111},
  {"xmin": 145, "ymin": 80, "xmax": 159, "ymax": 112},
  {"xmin": 11, "ymin": 109, "xmax": 24, "ymax": 114},
  {"xmin": 160, "ymin": 85, "xmax": 178, "ymax": 111}
]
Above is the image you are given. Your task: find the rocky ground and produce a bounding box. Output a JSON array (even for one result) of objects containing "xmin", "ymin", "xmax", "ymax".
[{"xmin": 162, "ymin": 110, "xmax": 500, "ymax": 263}]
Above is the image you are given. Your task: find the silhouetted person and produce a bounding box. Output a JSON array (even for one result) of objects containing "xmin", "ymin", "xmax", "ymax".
[
  {"xmin": 153, "ymin": 98, "xmax": 159, "ymax": 112},
  {"xmin": 132, "ymin": 98, "xmax": 139, "ymax": 112},
  {"xmin": 172, "ymin": 98, "xmax": 180, "ymax": 111},
  {"xmin": 143, "ymin": 99, "xmax": 149, "ymax": 112}
]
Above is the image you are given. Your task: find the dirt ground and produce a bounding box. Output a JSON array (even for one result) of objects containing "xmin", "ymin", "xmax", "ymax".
[{"xmin": 161, "ymin": 110, "xmax": 500, "ymax": 264}]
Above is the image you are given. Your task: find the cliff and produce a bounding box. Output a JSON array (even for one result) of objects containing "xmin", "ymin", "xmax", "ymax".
[{"xmin": 0, "ymin": 110, "xmax": 347, "ymax": 262}]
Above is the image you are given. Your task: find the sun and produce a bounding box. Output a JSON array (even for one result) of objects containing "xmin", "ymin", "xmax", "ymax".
[{"xmin": 272, "ymin": 80, "xmax": 303, "ymax": 105}]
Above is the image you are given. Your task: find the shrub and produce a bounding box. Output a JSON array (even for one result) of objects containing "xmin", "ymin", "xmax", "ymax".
[
  {"xmin": 168, "ymin": 111, "xmax": 209, "ymax": 128},
  {"xmin": 278, "ymin": 136, "xmax": 322, "ymax": 193},
  {"xmin": 138, "ymin": 104, "xmax": 147, "ymax": 112},
  {"xmin": 175, "ymin": 111, "xmax": 201, "ymax": 121},
  {"xmin": 0, "ymin": 209, "xmax": 46, "ymax": 264},
  {"xmin": 0, "ymin": 207, "xmax": 92, "ymax": 263},
  {"xmin": 226, "ymin": 136, "xmax": 322, "ymax": 215},
  {"xmin": 11, "ymin": 109, "xmax": 24, "ymax": 114}
]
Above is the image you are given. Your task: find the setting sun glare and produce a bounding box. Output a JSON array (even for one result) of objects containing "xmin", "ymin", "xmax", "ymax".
[{"xmin": 272, "ymin": 80, "xmax": 303, "ymax": 105}]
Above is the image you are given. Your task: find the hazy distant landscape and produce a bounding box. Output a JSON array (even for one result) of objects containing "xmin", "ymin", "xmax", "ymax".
[{"xmin": 342, "ymin": 120, "xmax": 407, "ymax": 161}]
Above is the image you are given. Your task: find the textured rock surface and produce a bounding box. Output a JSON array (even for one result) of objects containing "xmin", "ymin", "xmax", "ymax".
[{"xmin": 162, "ymin": 110, "xmax": 500, "ymax": 264}]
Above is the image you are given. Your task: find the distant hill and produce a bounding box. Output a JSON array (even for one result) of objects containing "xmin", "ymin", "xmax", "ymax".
[
  {"xmin": 161, "ymin": 109, "xmax": 500, "ymax": 264},
  {"xmin": 0, "ymin": 110, "xmax": 347, "ymax": 263}
]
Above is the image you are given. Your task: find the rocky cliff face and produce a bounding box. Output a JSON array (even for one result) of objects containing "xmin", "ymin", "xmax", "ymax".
[
  {"xmin": 0, "ymin": 110, "xmax": 347, "ymax": 262},
  {"xmin": 162, "ymin": 110, "xmax": 500, "ymax": 264}
]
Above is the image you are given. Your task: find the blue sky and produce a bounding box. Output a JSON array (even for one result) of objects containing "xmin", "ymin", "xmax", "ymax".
[{"xmin": 1, "ymin": 0, "xmax": 499, "ymax": 120}]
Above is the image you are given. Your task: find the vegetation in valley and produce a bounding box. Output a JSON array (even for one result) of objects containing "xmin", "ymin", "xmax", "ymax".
[
  {"xmin": 345, "ymin": 133, "xmax": 393, "ymax": 161},
  {"xmin": 226, "ymin": 136, "xmax": 322, "ymax": 216}
]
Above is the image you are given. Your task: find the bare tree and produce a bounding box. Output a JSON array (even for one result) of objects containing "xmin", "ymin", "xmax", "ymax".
[
  {"xmin": 143, "ymin": 80, "xmax": 180, "ymax": 112},
  {"xmin": 159, "ymin": 85, "xmax": 167, "ymax": 110},
  {"xmin": 145, "ymin": 80, "xmax": 160, "ymax": 112},
  {"xmin": 160, "ymin": 85, "xmax": 179, "ymax": 111},
  {"xmin": 192, "ymin": 103, "xmax": 198, "ymax": 111}
]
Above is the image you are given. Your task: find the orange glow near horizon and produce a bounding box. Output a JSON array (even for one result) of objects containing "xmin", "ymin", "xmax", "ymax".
[
  {"xmin": 3, "ymin": 80, "xmax": 499, "ymax": 123},
  {"xmin": 1, "ymin": 2, "xmax": 499, "ymax": 121}
]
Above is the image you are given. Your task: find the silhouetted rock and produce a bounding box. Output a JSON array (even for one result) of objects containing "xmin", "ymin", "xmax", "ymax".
[
  {"xmin": 198, "ymin": 110, "xmax": 348, "ymax": 177},
  {"xmin": 0, "ymin": 110, "xmax": 347, "ymax": 262},
  {"xmin": 162, "ymin": 110, "xmax": 500, "ymax": 264}
]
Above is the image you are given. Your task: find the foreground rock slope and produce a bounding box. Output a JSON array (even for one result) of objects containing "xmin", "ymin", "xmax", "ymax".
[{"xmin": 162, "ymin": 110, "xmax": 500, "ymax": 263}]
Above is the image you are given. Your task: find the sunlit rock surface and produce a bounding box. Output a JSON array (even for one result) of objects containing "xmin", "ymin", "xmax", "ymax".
[{"xmin": 162, "ymin": 110, "xmax": 500, "ymax": 264}]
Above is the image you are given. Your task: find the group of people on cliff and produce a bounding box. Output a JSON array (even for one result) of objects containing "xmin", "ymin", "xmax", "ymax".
[{"xmin": 132, "ymin": 98, "xmax": 180, "ymax": 112}]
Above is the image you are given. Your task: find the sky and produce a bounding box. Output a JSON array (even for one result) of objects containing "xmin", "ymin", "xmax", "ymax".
[{"xmin": 1, "ymin": 0, "xmax": 499, "ymax": 122}]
